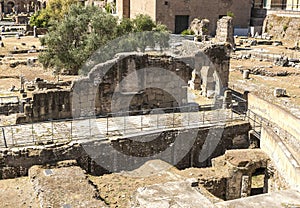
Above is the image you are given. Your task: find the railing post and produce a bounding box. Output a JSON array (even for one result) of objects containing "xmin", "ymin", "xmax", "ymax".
[
  {"xmin": 32, "ymin": 122, "xmax": 34, "ymax": 143},
  {"xmin": 11, "ymin": 126, "xmax": 14, "ymax": 146},
  {"xmin": 89, "ymin": 117, "xmax": 92, "ymax": 138},
  {"xmin": 123, "ymin": 115, "xmax": 126, "ymax": 135},
  {"xmin": 106, "ymin": 116, "xmax": 109, "ymax": 136},
  {"xmin": 254, "ymin": 114, "xmax": 256, "ymax": 131},
  {"xmin": 51, "ymin": 120, "xmax": 54, "ymax": 143},
  {"xmin": 2, "ymin": 128, "xmax": 7, "ymax": 148},
  {"xmin": 157, "ymin": 113, "xmax": 159, "ymax": 129},
  {"xmin": 141, "ymin": 114, "xmax": 143, "ymax": 131},
  {"xmin": 202, "ymin": 110, "xmax": 205, "ymax": 125},
  {"xmin": 70, "ymin": 120, "xmax": 73, "ymax": 141},
  {"xmin": 172, "ymin": 108, "xmax": 175, "ymax": 128}
]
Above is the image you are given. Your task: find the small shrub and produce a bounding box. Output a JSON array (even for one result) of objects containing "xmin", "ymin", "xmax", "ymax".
[
  {"xmin": 181, "ymin": 29, "xmax": 194, "ymax": 36},
  {"xmin": 227, "ymin": 11, "xmax": 235, "ymax": 18}
]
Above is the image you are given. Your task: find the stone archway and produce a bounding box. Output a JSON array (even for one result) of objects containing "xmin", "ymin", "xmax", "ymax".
[{"xmin": 6, "ymin": 1, "xmax": 15, "ymax": 13}]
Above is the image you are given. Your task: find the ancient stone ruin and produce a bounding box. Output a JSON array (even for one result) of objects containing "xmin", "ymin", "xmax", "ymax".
[
  {"xmin": 16, "ymin": 42, "xmax": 231, "ymax": 123},
  {"xmin": 215, "ymin": 16, "xmax": 235, "ymax": 48},
  {"xmin": 190, "ymin": 18, "xmax": 210, "ymax": 41}
]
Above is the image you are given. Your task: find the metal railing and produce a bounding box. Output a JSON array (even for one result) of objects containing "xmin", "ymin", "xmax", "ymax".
[
  {"xmin": 246, "ymin": 109, "xmax": 297, "ymax": 140},
  {"xmin": 0, "ymin": 105, "xmax": 245, "ymax": 148}
]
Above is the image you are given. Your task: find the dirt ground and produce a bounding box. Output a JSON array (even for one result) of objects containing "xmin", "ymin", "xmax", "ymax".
[
  {"xmin": 88, "ymin": 159, "xmax": 222, "ymax": 208},
  {"xmin": 229, "ymin": 38, "xmax": 300, "ymax": 117},
  {"xmin": 0, "ymin": 177, "xmax": 39, "ymax": 208},
  {"xmin": 0, "ymin": 36, "xmax": 41, "ymax": 54},
  {"xmin": 0, "ymin": 36, "xmax": 75, "ymax": 96}
]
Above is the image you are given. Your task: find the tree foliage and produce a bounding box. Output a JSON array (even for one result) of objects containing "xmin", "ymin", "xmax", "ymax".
[
  {"xmin": 30, "ymin": 0, "xmax": 79, "ymax": 27},
  {"xmin": 39, "ymin": 5, "xmax": 170, "ymax": 75}
]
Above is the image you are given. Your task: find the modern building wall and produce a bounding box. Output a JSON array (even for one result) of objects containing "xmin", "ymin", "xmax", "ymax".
[
  {"xmin": 155, "ymin": 0, "xmax": 252, "ymax": 34},
  {"xmin": 116, "ymin": 0, "xmax": 252, "ymax": 35},
  {"xmin": 116, "ymin": 0, "xmax": 130, "ymax": 18},
  {"xmin": 129, "ymin": 0, "xmax": 156, "ymax": 21},
  {"xmin": 286, "ymin": 0, "xmax": 300, "ymax": 10}
]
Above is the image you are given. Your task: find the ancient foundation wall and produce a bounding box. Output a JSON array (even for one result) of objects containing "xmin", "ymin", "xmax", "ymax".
[
  {"xmin": 0, "ymin": 121, "xmax": 250, "ymax": 179},
  {"xmin": 17, "ymin": 90, "xmax": 72, "ymax": 123},
  {"xmin": 263, "ymin": 14, "xmax": 300, "ymax": 40},
  {"xmin": 248, "ymin": 93, "xmax": 300, "ymax": 139},
  {"xmin": 261, "ymin": 126, "xmax": 300, "ymax": 190}
]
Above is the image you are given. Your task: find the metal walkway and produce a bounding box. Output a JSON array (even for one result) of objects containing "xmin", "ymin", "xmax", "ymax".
[{"xmin": 0, "ymin": 107, "xmax": 244, "ymax": 148}]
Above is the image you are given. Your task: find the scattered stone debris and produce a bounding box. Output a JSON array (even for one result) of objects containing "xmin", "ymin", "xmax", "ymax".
[
  {"xmin": 274, "ymin": 56, "xmax": 289, "ymax": 67},
  {"xmin": 237, "ymin": 66, "xmax": 289, "ymax": 77},
  {"xmin": 274, "ymin": 88, "xmax": 287, "ymax": 97},
  {"xmin": 243, "ymin": 70, "xmax": 250, "ymax": 79},
  {"xmin": 261, "ymin": 33, "xmax": 273, "ymax": 40}
]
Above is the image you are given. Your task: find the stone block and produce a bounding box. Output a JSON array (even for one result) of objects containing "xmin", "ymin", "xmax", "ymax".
[{"xmin": 274, "ymin": 88, "xmax": 286, "ymax": 97}]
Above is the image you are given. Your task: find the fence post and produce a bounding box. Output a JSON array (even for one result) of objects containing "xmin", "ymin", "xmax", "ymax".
[
  {"xmin": 51, "ymin": 120, "xmax": 54, "ymax": 143},
  {"xmin": 32, "ymin": 123, "xmax": 34, "ymax": 143},
  {"xmin": 157, "ymin": 113, "xmax": 159, "ymax": 129},
  {"xmin": 123, "ymin": 115, "xmax": 126, "ymax": 135},
  {"xmin": 70, "ymin": 120, "xmax": 73, "ymax": 141},
  {"xmin": 11, "ymin": 126, "xmax": 14, "ymax": 146},
  {"xmin": 202, "ymin": 110, "xmax": 205, "ymax": 125},
  {"xmin": 89, "ymin": 117, "xmax": 92, "ymax": 138},
  {"xmin": 2, "ymin": 128, "xmax": 7, "ymax": 148},
  {"xmin": 141, "ymin": 114, "xmax": 143, "ymax": 131},
  {"xmin": 253, "ymin": 114, "xmax": 256, "ymax": 130},
  {"xmin": 172, "ymin": 108, "xmax": 175, "ymax": 128},
  {"xmin": 187, "ymin": 109, "xmax": 190, "ymax": 127},
  {"xmin": 106, "ymin": 116, "xmax": 109, "ymax": 136}
]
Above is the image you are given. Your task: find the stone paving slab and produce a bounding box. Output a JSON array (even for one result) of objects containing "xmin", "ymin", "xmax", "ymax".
[
  {"xmin": 216, "ymin": 189, "xmax": 300, "ymax": 208},
  {"xmin": 132, "ymin": 179, "xmax": 216, "ymax": 208}
]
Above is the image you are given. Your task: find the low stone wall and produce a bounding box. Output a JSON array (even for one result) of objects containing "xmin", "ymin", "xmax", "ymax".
[
  {"xmin": 17, "ymin": 89, "xmax": 72, "ymax": 123},
  {"xmin": 0, "ymin": 121, "xmax": 250, "ymax": 179},
  {"xmin": 261, "ymin": 126, "xmax": 300, "ymax": 191}
]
